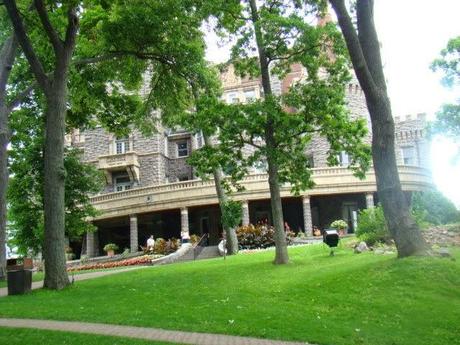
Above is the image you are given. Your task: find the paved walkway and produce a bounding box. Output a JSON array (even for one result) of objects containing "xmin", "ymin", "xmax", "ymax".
[
  {"xmin": 0, "ymin": 318, "xmax": 312, "ymax": 345},
  {"xmin": 0, "ymin": 266, "xmax": 149, "ymax": 297}
]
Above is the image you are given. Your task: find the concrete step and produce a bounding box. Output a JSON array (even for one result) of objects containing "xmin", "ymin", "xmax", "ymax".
[
  {"xmin": 176, "ymin": 245, "xmax": 220, "ymax": 262},
  {"xmin": 196, "ymin": 246, "xmax": 219, "ymax": 260}
]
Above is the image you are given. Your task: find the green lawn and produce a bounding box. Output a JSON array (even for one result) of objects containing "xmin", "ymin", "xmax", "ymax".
[
  {"xmin": 0, "ymin": 244, "xmax": 459, "ymax": 345},
  {"xmin": 0, "ymin": 327, "xmax": 181, "ymax": 344},
  {"xmin": 0, "ymin": 266, "xmax": 139, "ymax": 288}
]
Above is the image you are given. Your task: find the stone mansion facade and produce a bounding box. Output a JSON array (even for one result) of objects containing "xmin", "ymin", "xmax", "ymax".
[{"xmin": 68, "ymin": 65, "xmax": 433, "ymax": 257}]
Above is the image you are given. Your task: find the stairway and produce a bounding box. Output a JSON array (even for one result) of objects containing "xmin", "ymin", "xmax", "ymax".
[{"xmin": 176, "ymin": 245, "xmax": 220, "ymax": 262}]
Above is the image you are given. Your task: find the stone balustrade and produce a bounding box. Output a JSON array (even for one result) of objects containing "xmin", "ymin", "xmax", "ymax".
[{"xmin": 88, "ymin": 166, "xmax": 433, "ymax": 220}]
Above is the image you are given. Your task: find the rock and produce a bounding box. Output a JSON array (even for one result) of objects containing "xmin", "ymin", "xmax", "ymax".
[
  {"xmin": 354, "ymin": 241, "xmax": 369, "ymax": 254},
  {"xmin": 374, "ymin": 248, "xmax": 384, "ymax": 255},
  {"xmin": 439, "ymin": 247, "xmax": 451, "ymax": 257}
]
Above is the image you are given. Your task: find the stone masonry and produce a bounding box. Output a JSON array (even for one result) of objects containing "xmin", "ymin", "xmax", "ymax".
[{"xmin": 78, "ymin": 67, "xmax": 429, "ymax": 195}]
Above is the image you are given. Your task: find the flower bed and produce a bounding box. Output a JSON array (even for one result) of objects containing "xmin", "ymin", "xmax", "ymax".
[
  {"xmin": 236, "ymin": 224, "xmax": 295, "ymax": 249},
  {"xmin": 67, "ymin": 254, "xmax": 163, "ymax": 272}
]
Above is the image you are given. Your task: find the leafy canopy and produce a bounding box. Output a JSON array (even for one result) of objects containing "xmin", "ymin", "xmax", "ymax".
[{"xmin": 187, "ymin": 0, "xmax": 370, "ymax": 195}]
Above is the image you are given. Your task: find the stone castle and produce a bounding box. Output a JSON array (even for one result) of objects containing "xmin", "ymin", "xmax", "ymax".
[{"xmin": 68, "ymin": 64, "xmax": 432, "ymax": 257}]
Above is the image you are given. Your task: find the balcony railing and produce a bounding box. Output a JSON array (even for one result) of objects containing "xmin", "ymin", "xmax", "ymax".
[
  {"xmin": 89, "ymin": 166, "xmax": 432, "ymax": 218},
  {"xmin": 97, "ymin": 151, "xmax": 140, "ymax": 183}
]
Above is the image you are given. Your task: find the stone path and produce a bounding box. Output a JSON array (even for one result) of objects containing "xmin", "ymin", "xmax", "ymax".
[
  {"xmin": 0, "ymin": 265, "xmax": 149, "ymax": 297},
  {"xmin": 0, "ymin": 318, "xmax": 312, "ymax": 345}
]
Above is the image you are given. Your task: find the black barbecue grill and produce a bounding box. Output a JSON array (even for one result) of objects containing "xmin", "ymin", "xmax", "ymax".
[{"xmin": 323, "ymin": 229, "xmax": 340, "ymax": 256}]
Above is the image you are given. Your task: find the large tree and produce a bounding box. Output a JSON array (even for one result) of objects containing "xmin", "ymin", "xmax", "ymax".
[
  {"xmin": 0, "ymin": 32, "xmax": 18, "ymax": 280},
  {"xmin": 4, "ymin": 0, "xmax": 82, "ymax": 289},
  {"xmin": 3, "ymin": 0, "xmax": 212, "ymax": 289},
  {"xmin": 329, "ymin": 0, "xmax": 427, "ymax": 257},
  {"xmin": 201, "ymin": 0, "xmax": 370, "ymax": 264}
]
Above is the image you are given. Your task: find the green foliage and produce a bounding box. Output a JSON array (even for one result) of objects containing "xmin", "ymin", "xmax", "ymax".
[
  {"xmin": 330, "ymin": 219, "xmax": 348, "ymax": 230},
  {"xmin": 184, "ymin": 1, "xmax": 371, "ymax": 198},
  {"xmin": 236, "ymin": 224, "xmax": 294, "ymax": 249},
  {"xmin": 431, "ymin": 36, "xmax": 460, "ymax": 88},
  {"xmin": 103, "ymin": 243, "xmax": 119, "ymax": 253},
  {"xmin": 430, "ymin": 36, "xmax": 460, "ymax": 158},
  {"xmin": 7, "ymin": 105, "xmax": 103, "ymax": 255},
  {"xmin": 221, "ymin": 200, "xmax": 242, "ymax": 230},
  {"xmin": 356, "ymin": 206, "xmax": 391, "ymax": 245},
  {"xmin": 411, "ymin": 189, "xmax": 460, "ymax": 225}
]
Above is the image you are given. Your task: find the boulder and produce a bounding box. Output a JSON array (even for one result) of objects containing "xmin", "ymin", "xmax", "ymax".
[{"xmin": 354, "ymin": 241, "xmax": 369, "ymax": 254}]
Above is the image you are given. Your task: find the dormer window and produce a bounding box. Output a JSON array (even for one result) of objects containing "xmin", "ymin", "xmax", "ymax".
[
  {"xmin": 115, "ymin": 137, "xmax": 129, "ymax": 154},
  {"xmin": 177, "ymin": 141, "xmax": 188, "ymax": 157}
]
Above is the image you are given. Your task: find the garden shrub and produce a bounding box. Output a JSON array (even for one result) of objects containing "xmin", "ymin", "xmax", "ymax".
[
  {"xmin": 356, "ymin": 205, "xmax": 391, "ymax": 245},
  {"xmin": 236, "ymin": 224, "xmax": 295, "ymax": 249},
  {"xmin": 153, "ymin": 238, "xmax": 180, "ymax": 255},
  {"xmin": 411, "ymin": 190, "xmax": 460, "ymax": 225}
]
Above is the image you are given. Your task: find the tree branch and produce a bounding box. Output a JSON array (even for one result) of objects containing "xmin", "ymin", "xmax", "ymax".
[
  {"xmin": 34, "ymin": 0, "xmax": 63, "ymax": 53},
  {"xmin": 356, "ymin": 0, "xmax": 386, "ymax": 90},
  {"xmin": 329, "ymin": 0, "xmax": 379, "ymax": 101},
  {"xmin": 64, "ymin": 5, "xmax": 78, "ymax": 50},
  {"xmin": 0, "ymin": 35, "xmax": 18, "ymax": 99},
  {"xmin": 4, "ymin": 0, "xmax": 49, "ymax": 90}
]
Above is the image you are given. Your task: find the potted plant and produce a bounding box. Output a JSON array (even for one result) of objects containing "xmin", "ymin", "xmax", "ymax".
[
  {"xmin": 103, "ymin": 243, "xmax": 119, "ymax": 257},
  {"xmin": 330, "ymin": 219, "xmax": 348, "ymax": 236}
]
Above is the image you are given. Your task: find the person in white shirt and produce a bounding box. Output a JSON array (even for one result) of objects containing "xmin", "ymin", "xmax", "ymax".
[
  {"xmin": 146, "ymin": 235, "xmax": 155, "ymax": 252},
  {"xmin": 181, "ymin": 230, "xmax": 190, "ymax": 244}
]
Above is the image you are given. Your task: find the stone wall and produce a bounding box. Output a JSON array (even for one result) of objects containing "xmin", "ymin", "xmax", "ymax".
[
  {"xmin": 82, "ymin": 127, "xmax": 111, "ymax": 162},
  {"xmin": 394, "ymin": 113, "xmax": 430, "ymax": 169}
]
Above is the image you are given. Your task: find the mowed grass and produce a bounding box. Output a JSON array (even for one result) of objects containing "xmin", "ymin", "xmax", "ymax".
[
  {"xmin": 0, "ymin": 327, "xmax": 181, "ymax": 345},
  {"xmin": 0, "ymin": 244, "xmax": 459, "ymax": 345},
  {"xmin": 0, "ymin": 266, "xmax": 139, "ymax": 288}
]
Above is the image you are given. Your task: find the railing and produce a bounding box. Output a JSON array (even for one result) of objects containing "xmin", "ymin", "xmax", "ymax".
[
  {"xmin": 89, "ymin": 165, "xmax": 433, "ymax": 204},
  {"xmin": 193, "ymin": 233, "xmax": 208, "ymax": 260}
]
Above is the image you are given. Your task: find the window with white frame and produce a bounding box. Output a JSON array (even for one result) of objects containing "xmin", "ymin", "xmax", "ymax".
[
  {"xmin": 401, "ymin": 146, "xmax": 416, "ymax": 165},
  {"xmin": 227, "ymin": 92, "xmax": 240, "ymax": 104},
  {"xmin": 114, "ymin": 175, "xmax": 131, "ymax": 192},
  {"xmin": 177, "ymin": 141, "xmax": 188, "ymax": 157},
  {"xmin": 115, "ymin": 137, "xmax": 129, "ymax": 154},
  {"xmin": 244, "ymin": 88, "xmax": 256, "ymax": 102},
  {"xmin": 337, "ymin": 151, "xmax": 350, "ymax": 166}
]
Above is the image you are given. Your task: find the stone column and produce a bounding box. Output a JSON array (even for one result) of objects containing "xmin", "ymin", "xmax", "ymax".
[
  {"xmin": 86, "ymin": 231, "xmax": 95, "ymax": 258},
  {"xmin": 241, "ymin": 200, "xmax": 250, "ymax": 226},
  {"xmin": 130, "ymin": 214, "xmax": 138, "ymax": 253},
  {"xmin": 365, "ymin": 193, "xmax": 375, "ymax": 209},
  {"xmin": 302, "ymin": 196, "xmax": 313, "ymax": 236},
  {"xmin": 181, "ymin": 207, "xmax": 190, "ymax": 237}
]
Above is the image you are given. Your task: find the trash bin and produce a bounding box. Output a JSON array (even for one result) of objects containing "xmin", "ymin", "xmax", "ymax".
[{"xmin": 6, "ymin": 258, "xmax": 33, "ymax": 295}]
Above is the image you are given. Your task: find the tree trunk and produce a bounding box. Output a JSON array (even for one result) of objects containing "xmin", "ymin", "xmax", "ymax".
[
  {"xmin": 368, "ymin": 98, "xmax": 426, "ymax": 257},
  {"xmin": 330, "ymin": 0, "xmax": 426, "ymax": 257},
  {"xmin": 0, "ymin": 35, "xmax": 18, "ymax": 279},
  {"xmin": 203, "ymin": 135, "xmax": 238, "ymax": 254},
  {"xmin": 267, "ymin": 153, "xmax": 289, "ymax": 264},
  {"xmin": 249, "ymin": 0, "xmax": 289, "ymax": 264},
  {"xmin": 42, "ymin": 80, "xmax": 70, "ymax": 289}
]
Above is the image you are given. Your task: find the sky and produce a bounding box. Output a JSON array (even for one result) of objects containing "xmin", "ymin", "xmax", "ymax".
[{"xmin": 205, "ymin": 0, "xmax": 460, "ymax": 206}]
